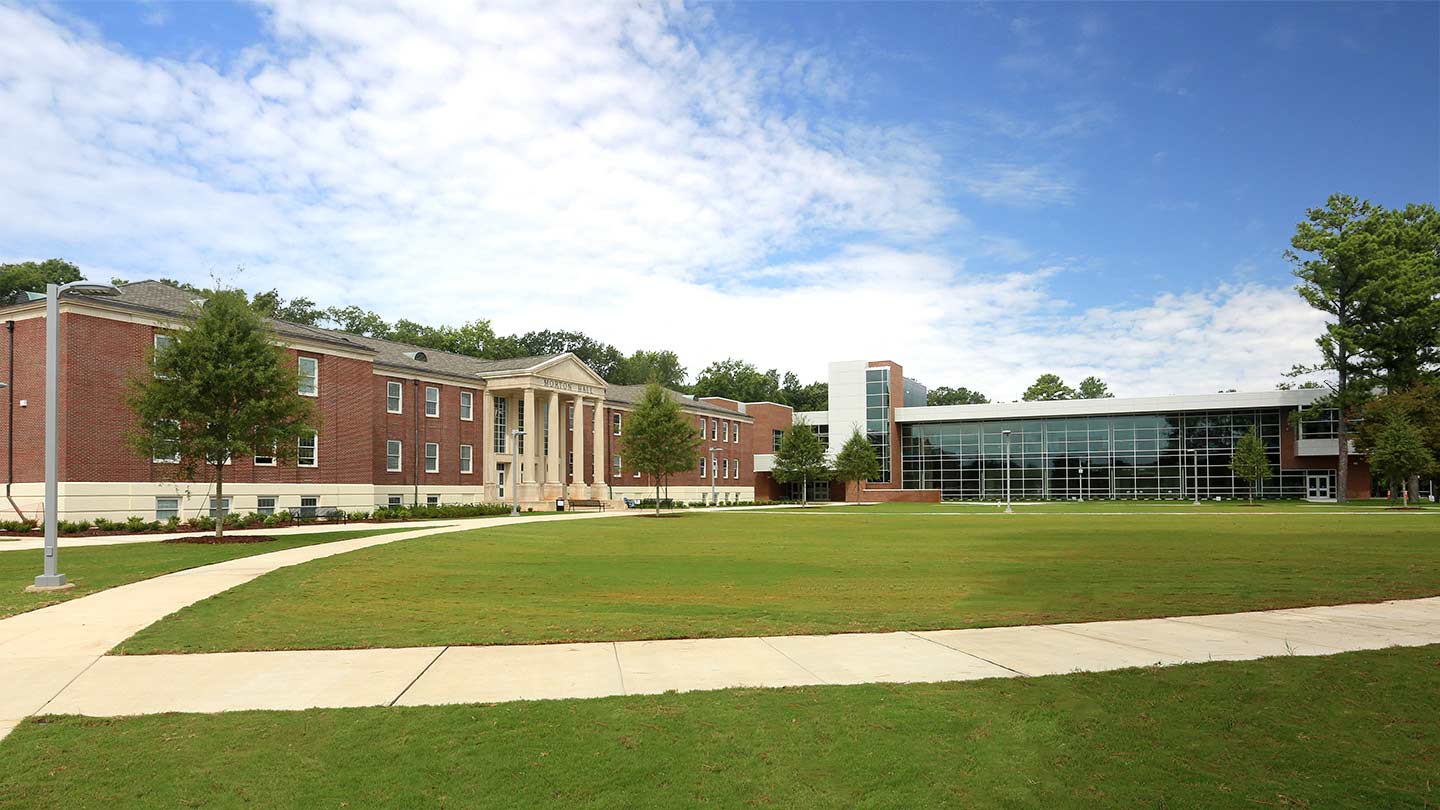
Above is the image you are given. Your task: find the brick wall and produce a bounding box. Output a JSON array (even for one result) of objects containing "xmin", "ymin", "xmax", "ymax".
[
  {"xmin": 0, "ymin": 317, "xmax": 45, "ymax": 484},
  {"xmin": 372, "ymin": 375, "xmax": 484, "ymax": 489}
]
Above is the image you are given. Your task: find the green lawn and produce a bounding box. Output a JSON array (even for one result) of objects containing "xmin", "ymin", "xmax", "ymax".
[
  {"xmin": 117, "ymin": 508, "xmax": 1440, "ymax": 654},
  {"xmin": 815, "ymin": 498, "xmax": 1433, "ymax": 513},
  {"xmin": 3, "ymin": 645, "xmax": 1435, "ymax": 809},
  {"xmin": 0, "ymin": 528, "xmax": 408, "ymax": 618}
]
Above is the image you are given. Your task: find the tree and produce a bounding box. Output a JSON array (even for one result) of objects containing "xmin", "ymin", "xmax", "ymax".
[
  {"xmin": 1076, "ymin": 376, "xmax": 1114, "ymax": 399},
  {"xmin": 1228, "ymin": 429, "xmax": 1272, "ymax": 504},
  {"xmin": 1287, "ymin": 193, "xmax": 1388, "ymax": 503},
  {"xmin": 1354, "ymin": 382, "xmax": 1440, "ymax": 503},
  {"xmin": 610, "ymin": 350, "xmax": 688, "ymax": 389},
  {"xmin": 693, "ymin": 358, "xmax": 782, "ymax": 403},
  {"xmin": 323, "ymin": 305, "xmax": 391, "ymax": 337},
  {"xmin": 772, "ymin": 419, "xmax": 831, "ymax": 506},
  {"xmin": 832, "ymin": 429, "xmax": 880, "ymax": 501},
  {"xmin": 127, "ymin": 290, "xmax": 317, "ymax": 537},
  {"xmin": 927, "ymin": 386, "xmax": 989, "ymax": 406},
  {"xmin": 1367, "ymin": 418, "xmax": 1436, "ymax": 505},
  {"xmin": 251, "ymin": 289, "xmax": 324, "ymax": 326},
  {"xmin": 618, "ymin": 383, "xmax": 703, "ymax": 515},
  {"xmin": 1022, "ymin": 373, "xmax": 1076, "ymax": 402},
  {"xmin": 501, "ymin": 329, "xmax": 624, "ymax": 378},
  {"xmin": 1, "ymin": 259, "xmax": 82, "ymax": 300},
  {"xmin": 779, "ymin": 371, "xmax": 828, "ymax": 411},
  {"xmin": 1352, "ymin": 203, "xmax": 1440, "ymax": 391}
]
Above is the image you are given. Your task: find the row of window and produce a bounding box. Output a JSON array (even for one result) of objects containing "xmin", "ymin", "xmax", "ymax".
[
  {"xmin": 153, "ymin": 432, "xmax": 319, "ymax": 467},
  {"xmin": 384, "ymin": 440, "xmax": 473, "ymax": 475},
  {"xmin": 157, "ymin": 494, "xmax": 322, "ymax": 520},
  {"xmin": 385, "ymin": 380, "xmax": 476, "ymax": 420},
  {"xmin": 698, "ymin": 456, "xmax": 743, "ymax": 479},
  {"xmin": 698, "ymin": 416, "xmax": 742, "ymax": 443}
]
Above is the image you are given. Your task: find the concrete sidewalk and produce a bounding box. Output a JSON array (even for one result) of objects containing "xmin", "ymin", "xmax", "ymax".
[
  {"xmin": 28, "ymin": 596, "xmax": 1440, "ymax": 723},
  {"xmin": 0, "ymin": 509, "xmax": 636, "ymax": 739}
]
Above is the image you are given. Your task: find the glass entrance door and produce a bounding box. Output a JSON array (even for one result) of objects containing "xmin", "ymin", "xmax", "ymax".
[{"xmin": 1305, "ymin": 472, "xmax": 1333, "ymax": 501}]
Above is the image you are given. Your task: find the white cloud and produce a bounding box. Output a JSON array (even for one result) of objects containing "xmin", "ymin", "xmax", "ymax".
[{"xmin": 0, "ymin": 2, "xmax": 1323, "ymax": 399}]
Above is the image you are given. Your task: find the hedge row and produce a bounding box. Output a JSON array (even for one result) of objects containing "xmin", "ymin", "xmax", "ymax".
[{"xmin": 1, "ymin": 502, "xmax": 519, "ymax": 536}]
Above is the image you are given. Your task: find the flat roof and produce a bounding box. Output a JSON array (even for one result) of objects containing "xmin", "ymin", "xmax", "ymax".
[{"xmin": 895, "ymin": 389, "xmax": 1327, "ymax": 423}]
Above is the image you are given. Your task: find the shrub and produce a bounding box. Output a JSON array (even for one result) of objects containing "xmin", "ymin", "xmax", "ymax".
[
  {"xmin": 191, "ymin": 515, "xmax": 215, "ymax": 531},
  {"xmin": 125, "ymin": 515, "xmax": 150, "ymax": 532},
  {"xmin": 261, "ymin": 514, "xmax": 282, "ymax": 528},
  {"xmin": 347, "ymin": 510, "xmax": 371, "ymax": 521}
]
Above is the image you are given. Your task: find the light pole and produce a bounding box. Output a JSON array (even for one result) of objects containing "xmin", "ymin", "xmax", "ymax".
[
  {"xmin": 1077, "ymin": 465, "xmax": 1085, "ymax": 502},
  {"xmin": 1001, "ymin": 429, "xmax": 1012, "ymax": 513},
  {"xmin": 510, "ymin": 427, "xmax": 526, "ymax": 516},
  {"xmin": 31, "ymin": 280, "xmax": 120, "ymax": 591},
  {"xmin": 708, "ymin": 446, "xmax": 722, "ymax": 505}
]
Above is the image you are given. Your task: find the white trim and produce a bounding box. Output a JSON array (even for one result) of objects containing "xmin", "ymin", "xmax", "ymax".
[
  {"xmin": 386, "ymin": 439, "xmax": 403, "ymax": 472},
  {"xmin": 425, "ymin": 385, "xmax": 440, "ymax": 418},
  {"xmin": 459, "ymin": 444, "xmax": 473, "ymax": 474},
  {"xmin": 386, "ymin": 380, "xmax": 404, "ymax": 414},
  {"xmin": 424, "ymin": 442, "xmax": 440, "ymax": 474},
  {"xmin": 297, "ymin": 355, "xmax": 319, "ymax": 398},
  {"xmin": 459, "ymin": 390, "xmax": 474, "ymax": 421},
  {"xmin": 896, "ymin": 389, "xmax": 1328, "ymax": 423},
  {"xmin": 297, "ymin": 432, "xmax": 319, "ymax": 467}
]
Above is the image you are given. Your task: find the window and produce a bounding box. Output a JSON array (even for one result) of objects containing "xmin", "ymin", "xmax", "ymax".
[
  {"xmin": 772, "ymin": 429, "xmax": 784, "ymax": 452},
  {"xmin": 298, "ymin": 432, "xmax": 318, "ymax": 467},
  {"xmin": 256, "ymin": 496, "xmax": 277, "ymax": 516},
  {"xmin": 517, "ymin": 403, "xmax": 525, "ymax": 453},
  {"xmin": 1299, "ymin": 409, "xmax": 1340, "ymax": 440},
  {"xmin": 208, "ymin": 497, "xmax": 232, "ymax": 519},
  {"xmin": 612, "ymin": 413, "xmax": 622, "ymax": 435},
  {"xmin": 543, "ymin": 403, "xmax": 550, "ymax": 455},
  {"xmin": 153, "ymin": 420, "xmax": 180, "ymax": 463},
  {"xmin": 722, "ymin": 421, "xmax": 729, "ymax": 442},
  {"xmin": 424, "ymin": 386, "xmax": 440, "ymax": 418},
  {"xmin": 299, "ymin": 496, "xmax": 318, "ymax": 518},
  {"xmin": 460, "ymin": 444, "xmax": 473, "ymax": 474},
  {"xmin": 298, "ymin": 356, "xmax": 318, "ymax": 397},
  {"xmin": 497, "ymin": 468, "xmax": 506, "ymax": 499},
  {"xmin": 459, "ymin": 390, "xmax": 474, "ymax": 421},
  {"xmin": 425, "ymin": 442, "xmax": 440, "ymax": 473},
  {"xmin": 732, "ymin": 421, "xmax": 740, "ymax": 443},
  {"xmin": 426, "ymin": 494, "xmax": 440, "ymax": 506},
  {"xmin": 699, "ymin": 418, "xmax": 707, "ymax": 438},
  {"xmin": 387, "ymin": 494, "xmax": 404, "ymax": 508},
  {"xmin": 253, "ymin": 442, "xmax": 276, "ymax": 466},
  {"xmin": 711, "ymin": 420, "xmax": 718, "ymax": 440},
  {"xmin": 386, "ymin": 440, "xmax": 403, "ymax": 472},
  {"xmin": 155, "ymin": 497, "xmax": 179, "ymax": 521},
  {"xmin": 567, "ymin": 405, "xmax": 574, "ymax": 429},
  {"xmin": 494, "ymin": 396, "xmax": 508, "ymax": 454},
  {"xmin": 733, "ymin": 458, "xmax": 740, "ymax": 477},
  {"xmin": 722, "ymin": 458, "xmax": 729, "ymax": 478},
  {"xmin": 386, "ymin": 381, "xmax": 403, "ymax": 414},
  {"xmin": 699, "ymin": 457, "xmax": 707, "ymax": 478},
  {"xmin": 153, "ymin": 334, "xmax": 175, "ymax": 378},
  {"xmin": 612, "ymin": 454, "xmax": 622, "ymax": 477}
]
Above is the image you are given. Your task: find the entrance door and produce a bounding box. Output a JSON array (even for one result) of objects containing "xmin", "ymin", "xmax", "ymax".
[{"xmin": 1306, "ymin": 472, "xmax": 1332, "ymax": 501}]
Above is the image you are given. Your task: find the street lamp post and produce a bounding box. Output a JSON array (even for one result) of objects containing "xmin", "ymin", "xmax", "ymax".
[
  {"xmin": 510, "ymin": 427, "xmax": 526, "ymax": 516},
  {"xmin": 1001, "ymin": 429, "xmax": 1012, "ymax": 514},
  {"xmin": 708, "ymin": 446, "xmax": 722, "ymax": 505},
  {"xmin": 1078, "ymin": 465, "xmax": 1085, "ymax": 502},
  {"xmin": 31, "ymin": 281, "xmax": 120, "ymax": 591}
]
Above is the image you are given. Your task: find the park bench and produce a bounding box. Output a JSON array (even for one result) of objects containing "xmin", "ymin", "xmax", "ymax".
[{"xmin": 568, "ymin": 499, "xmax": 608, "ymax": 512}]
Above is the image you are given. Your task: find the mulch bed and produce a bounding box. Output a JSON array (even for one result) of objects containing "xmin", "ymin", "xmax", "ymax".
[{"xmin": 161, "ymin": 535, "xmax": 280, "ymax": 545}]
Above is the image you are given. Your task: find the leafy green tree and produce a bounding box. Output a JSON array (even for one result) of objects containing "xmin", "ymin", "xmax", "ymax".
[
  {"xmin": 500, "ymin": 329, "xmax": 624, "ymax": 378},
  {"xmin": 250, "ymin": 289, "xmax": 325, "ymax": 326},
  {"xmin": 779, "ymin": 372, "xmax": 828, "ymax": 411},
  {"xmin": 1076, "ymin": 376, "xmax": 1114, "ymax": 399},
  {"xmin": 1228, "ymin": 429, "xmax": 1273, "ymax": 504},
  {"xmin": 0, "ymin": 259, "xmax": 82, "ymax": 300},
  {"xmin": 772, "ymin": 419, "xmax": 831, "ymax": 506},
  {"xmin": 618, "ymin": 383, "xmax": 703, "ymax": 515},
  {"xmin": 1367, "ymin": 417, "xmax": 1436, "ymax": 505},
  {"xmin": 927, "ymin": 386, "xmax": 989, "ymax": 405},
  {"xmin": 610, "ymin": 350, "xmax": 688, "ymax": 389},
  {"xmin": 1352, "ymin": 203, "xmax": 1440, "ymax": 391},
  {"xmin": 1355, "ymin": 382, "xmax": 1440, "ymax": 503},
  {"xmin": 1276, "ymin": 381, "xmax": 1323, "ymax": 390},
  {"xmin": 388, "ymin": 319, "xmax": 497, "ymax": 357},
  {"xmin": 693, "ymin": 358, "xmax": 782, "ymax": 403},
  {"xmin": 1022, "ymin": 373, "xmax": 1076, "ymax": 401},
  {"xmin": 127, "ymin": 291, "xmax": 317, "ymax": 537},
  {"xmin": 1287, "ymin": 193, "xmax": 1389, "ymax": 503},
  {"xmin": 832, "ymin": 429, "xmax": 880, "ymax": 501},
  {"xmin": 323, "ymin": 305, "xmax": 392, "ymax": 337}
]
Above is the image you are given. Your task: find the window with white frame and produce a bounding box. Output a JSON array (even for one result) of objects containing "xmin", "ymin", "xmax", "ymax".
[
  {"xmin": 733, "ymin": 458, "xmax": 740, "ymax": 477},
  {"xmin": 612, "ymin": 412, "xmax": 622, "ymax": 435},
  {"xmin": 152, "ymin": 333, "xmax": 175, "ymax": 378},
  {"xmin": 253, "ymin": 442, "xmax": 276, "ymax": 466},
  {"xmin": 386, "ymin": 381, "xmax": 403, "ymax": 413},
  {"xmin": 732, "ymin": 422, "xmax": 740, "ymax": 443},
  {"xmin": 722, "ymin": 421, "xmax": 729, "ymax": 442},
  {"xmin": 460, "ymin": 444, "xmax": 473, "ymax": 474},
  {"xmin": 256, "ymin": 496, "xmax": 277, "ymax": 516},
  {"xmin": 711, "ymin": 420, "xmax": 718, "ymax": 440},
  {"xmin": 567, "ymin": 404, "xmax": 573, "ymax": 429},
  {"xmin": 152, "ymin": 420, "xmax": 180, "ymax": 463},
  {"xmin": 387, "ymin": 494, "xmax": 404, "ymax": 508},
  {"xmin": 494, "ymin": 396, "xmax": 508, "ymax": 454},
  {"xmin": 516, "ymin": 403, "xmax": 525, "ymax": 453},
  {"xmin": 209, "ymin": 497, "xmax": 231, "ymax": 518},
  {"xmin": 699, "ymin": 457, "xmax": 707, "ymax": 477},
  {"xmin": 497, "ymin": 468, "xmax": 506, "ymax": 499},
  {"xmin": 386, "ymin": 440, "xmax": 403, "ymax": 472},
  {"xmin": 425, "ymin": 442, "xmax": 439, "ymax": 473},
  {"xmin": 612, "ymin": 453, "xmax": 622, "ymax": 477},
  {"xmin": 297, "ymin": 432, "xmax": 318, "ymax": 467},
  {"xmin": 155, "ymin": 497, "xmax": 179, "ymax": 521},
  {"xmin": 426, "ymin": 494, "xmax": 440, "ymax": 506},
  {"xmin": 722, "ymin": 458, "xmax": 729, "ymax": 478},
  {"xmin": 459, "ymin": 390, "xmax": 474, "ymax": 421},
  {"xmin": 298, "ymin": 356, "xmax": 318, "ymax": 397},
  {"xmin": 425, "ymin": 386, "xmax": 439, "ymax": 418},
  {"xmin": 699, "ymin": 418, "xmax": 706, "ymax": 438},
  {"xmin": 299, "ymin": 496, "xmax": 318, "ymax": 518},
  {"xmin": 543, "ymin": 403, "xmax": 550, "ymax": 454}
]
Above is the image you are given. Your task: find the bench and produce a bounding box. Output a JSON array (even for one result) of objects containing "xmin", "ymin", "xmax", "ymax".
[{"xmin": 568, "ymin": 499, "xmax": 608, "ymax": 512}]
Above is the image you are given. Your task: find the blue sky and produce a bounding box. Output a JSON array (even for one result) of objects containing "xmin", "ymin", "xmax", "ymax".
[{"xmin": 2, "ymin": 1, "xmax": 1436, "ymax": 397}]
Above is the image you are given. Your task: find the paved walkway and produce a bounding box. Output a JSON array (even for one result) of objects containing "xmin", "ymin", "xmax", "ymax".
[
  {"xmin": 19, "ymin": 596, "xmax": 1440, "ymax": 727},
  {"xmin": 0, "ymin": 509, "xmax": 637, "ymax": 739}
]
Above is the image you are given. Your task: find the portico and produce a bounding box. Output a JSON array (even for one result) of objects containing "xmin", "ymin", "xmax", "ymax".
[{"xmin": 477, "ymin": 355, "xmax": 611, "ymax": 506}]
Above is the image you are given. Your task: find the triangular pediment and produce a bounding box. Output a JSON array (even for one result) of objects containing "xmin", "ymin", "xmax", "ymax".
[{"xmin": 530, "ymin": 353, "xmax": 608, "ymax": 387}]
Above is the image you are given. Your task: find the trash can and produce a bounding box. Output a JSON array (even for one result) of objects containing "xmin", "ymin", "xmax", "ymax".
[{"xmin": 555, "ymin": 498, "xmax": 565, "ymax": 512}]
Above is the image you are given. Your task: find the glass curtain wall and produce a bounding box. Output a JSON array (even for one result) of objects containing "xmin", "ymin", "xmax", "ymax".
[
  {"xmin": 866, "ymin": 367, "xmax": 891, "ymax": 482},
  {"xmin": 902, "ymin": 409, "xmax": 1311, "ymax": 500}
]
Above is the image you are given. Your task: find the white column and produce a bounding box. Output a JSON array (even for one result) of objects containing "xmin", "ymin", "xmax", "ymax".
[
  {"xmin": 522, "ymin": 387, "xmax": 538, "ymax": 485},
  {"xmin": 546, "ymin": 391, "xmax": 561, "ymax": 484},
  {"xmin": 592, "ymin": 397, "xmax": 606, "ymax": 495},
  {"xmin": 570, "ymin": 396, "xmax": 586, "ymax": 487},
  {"xmin": 481, "ymin": 389, "xmax": 496, "ymax": 493}
]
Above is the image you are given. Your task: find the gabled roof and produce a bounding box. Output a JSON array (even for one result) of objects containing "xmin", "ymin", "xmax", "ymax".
[{"xmin": 605, "ymin": 384, "xmax": 751, "ymax": 418}]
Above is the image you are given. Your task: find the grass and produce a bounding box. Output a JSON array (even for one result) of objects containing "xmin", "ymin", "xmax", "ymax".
[
  {"xmin": 117, "ymin": 507, "xmax": 1440, "ymax": 653},
  {"xmin": 0, "ymin": 528, "xmax": 409, "ymax": 619},
  {"xmin": 2, "ymin": 644, "xmax": 1436, "ymax": 808},
  {"xmin": 815, "ymin": 498, "xmax": 1435, "ymax": 513}
]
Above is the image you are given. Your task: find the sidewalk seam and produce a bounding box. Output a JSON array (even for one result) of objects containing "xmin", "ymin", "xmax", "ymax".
[
  {"xmin": 905, "ymin": 631, "xmax": 1031, "ymax": 677},
  {"xmin": 757, "ymin": 636, "xmax": 830, "ymax": 684},
  {"xmin": 611, "ymin": 643, "xmax": 627, "ymax": 695},
  {"xmin": 34, "ymin": 653, "xmax": 104, "ymax": 716},
  {"xmin": 389, "ymin": 646, "xmax": 449, "ymax": 707}
]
